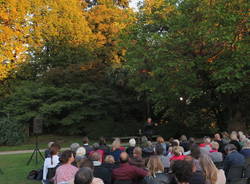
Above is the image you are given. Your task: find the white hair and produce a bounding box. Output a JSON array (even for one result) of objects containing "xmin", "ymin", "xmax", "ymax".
[
  {"xmin": 129, "ymin": 138, "xmax": 136, "ymax": 147},
  {"xmin": 76, "ymin": 147, "xmax": 86, "ymax": 157}
]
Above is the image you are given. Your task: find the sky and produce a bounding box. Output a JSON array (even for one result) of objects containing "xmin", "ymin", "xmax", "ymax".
[{"xmin": 129, "ymin": 0, "xmax": 143, "ymax": 11}]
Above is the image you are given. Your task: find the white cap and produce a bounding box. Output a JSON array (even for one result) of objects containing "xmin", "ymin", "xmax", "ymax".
[{"xmin": 129, "ymin": 138, "xmax": 136, "ymax": 147}]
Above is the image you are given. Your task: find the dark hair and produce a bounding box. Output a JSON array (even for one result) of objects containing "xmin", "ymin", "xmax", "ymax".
[
  {"xmin": 171, "ymin": 160, "xmax": 193, "ymax": 183},
  {"xmin": 83, "ymin": 137, "xmax": 89, "ymax": 144},
  {"xmin": 155, "ymin": 144, "xmax": 164, "ymax": 155},
  {"xmin": 75, "ymin": 167, "xmax": 93, "ymax": 184},
  {"xmin": 50, "ymin": 143, "xmax": 61, "ymax": 165},
  {"xmin": 99, "ymin": 137, "xmax": 106, "ymax": 145},
  {"xmin": 60, "ymin": 150, "xmax": 74, "ymax": 164},
  {"xmin": 190, "ymin": 144, "xmax": 201, "ymax": 159},
  {"xmin": 224, "ymin": 144, "xmax": 237, "ymax": 153},
  {"xmin": 78, "ymin": 158, "xmax": 94, "ymax": 170},
  {"xmin": 89, "ymin": 151, "xmax": 101, "ymax": 162}
]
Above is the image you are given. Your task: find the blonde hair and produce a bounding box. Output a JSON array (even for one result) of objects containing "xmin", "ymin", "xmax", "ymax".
[
  {"xmin": 173, "ymin": 146, "xmax": 182, "ymax": 156},
  {"xmin": 105, "ymin": 155, "xmax": 115, "ymax": 164},
  {"xmin": 157, "ymin": 136, "xmax": 165, "ymax": 143},
  {"xmin": 147, "ymin": 156, "xmax": 164, "ymax": 176},
  {"xmin": 211, "ymin": 141, "xmax": 219, "ymax": 150},
  {"xmin": 199, "ymin": 154, "xmax": 218, "ymax": 184},
  {"xmin": 112, "ymin": 139, "xmax": 121, "ymax": 149}
]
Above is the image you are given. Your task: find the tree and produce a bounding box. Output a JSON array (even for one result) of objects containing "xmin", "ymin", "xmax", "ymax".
[{"xmin": 122, "ymin": 0, "xmax": 250, "ymax": 133}]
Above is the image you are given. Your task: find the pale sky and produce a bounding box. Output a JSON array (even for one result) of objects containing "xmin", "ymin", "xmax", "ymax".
[{"xmin": 129, "ymin": 0, "xmax": 143, "ymax": 11}]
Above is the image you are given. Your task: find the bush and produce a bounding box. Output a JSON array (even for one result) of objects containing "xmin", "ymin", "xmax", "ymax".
[{"xmin": 0, "ymin": 117, "xmax": 26, "ymax": 145}]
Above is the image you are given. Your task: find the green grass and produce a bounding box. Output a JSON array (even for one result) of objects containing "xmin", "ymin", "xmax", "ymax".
[
  {"xmin": 0, "ymin": 153, "xmax": 43, "ymax": 184},
  {"xmin": 0, "ymin": 134, "xmax": 83, "ymax": 152}
]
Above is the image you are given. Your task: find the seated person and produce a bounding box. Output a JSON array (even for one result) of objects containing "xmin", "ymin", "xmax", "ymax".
[
  {"xmin": 240, "ymin": 139, "xmax": 250, "ymax": 159},
  {"xmin": 129, "ymin": 147, "xmax": 145, "ymax": 168},
  {"xmin": 44, "ymin": 142, "xmax": 54, "ymax": 158},
  {"xmin": 77, "ymin": 158, "xmax": 104, "ymax": 184},
  {"xmin": 102, "ymin": 155, "xmax": 117, "ymax": 172},
  {"xmin": 143, "ymin": 156, "xmax": 173, "ymax": 184},
  {"xmin": 112, "ymin": 152, "xmax": 148, "ymax": 184},
  {"xmin": 126, "ymin": 138, "xmax": 136, "ymax": 157},
  {"xmin": 223, "ymin": 144, "xmax": 245, "ymax": 175},
  {"xmin": 155, "ymin": 144, "xmax": 170, "ymax": 171},
  {"xmin": 170, "ymin": 146, "xmax": 186, "ymax": 161},
  {"xmin": 75, "ymin": 167, "xmax": 93, "ymax": 184},
  {"xmin": 54, "ymin": 150, "xmax": 79, "ymax": 184},
  {"xmin": 89, "ymin": 152, "xmax": 111, "ymax": 184},
  {"xmin": 209, "ymin": 141, "xmax": 223, "ymax": 163},
  {"xmin": 75, "ymin": 147, "xmax": 86, "ymax": 164},
  {"xmin": 83, "ymin": 137, "xmax": 93, "ymax": 155},
  {"xmin": 43, "ymin": 143, "xmax": 61, "ymax": 184}
]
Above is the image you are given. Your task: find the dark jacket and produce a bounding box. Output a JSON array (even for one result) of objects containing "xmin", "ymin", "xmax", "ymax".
[
  {"xmin": 240, "ymin": 148, "xmax": 250, "ymax": 159},
  {"xmin": 126, "ymin": 147, "xmax": 135, "ymax": 157},
  {"xmin": 223, "ymin": 150, "xmax": 245, "ymax": 175},
  {"xmin": 94, "ymin": 165, "xmax": 112, "ymax": 184},
  {"xmin": 83, "ymin": 144, "xmax": 93, "ymax": 155},
  {"xmin": 110, "ymin": 149, "xmax": 123, "ymax": 162},
  {"xmin": 229, "ymin": 140, "xmax": 241, "ymax": 152},
  {"xmin": 129, "ymin": 157, "xmax": 145, "ymax": 168},
  {"xmin": 112, "ymin": 163, "xmax": 148, "ymax": 184},
  {"xmin": 215, "ymin": 140, "xmax": 225, "ymax": 153},
  {"xmin": 143, "ymin": 173, "xmax": 173, "ymax": 184},
  {"xmin": 102, "ymin": 163, "xmax": 118, "ymax": 172},
  {"xmin": 189, "ymin": 171, "xmax": 205, "ymax": 184},
  {"xmin": 99, "ymin": 144, "xmax": 110, "ymax": 156}
]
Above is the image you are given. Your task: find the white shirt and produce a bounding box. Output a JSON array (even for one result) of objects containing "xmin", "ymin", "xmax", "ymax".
[{"xmin": 43, "ymin": 155, "xmax": 60, "ymax": 180}]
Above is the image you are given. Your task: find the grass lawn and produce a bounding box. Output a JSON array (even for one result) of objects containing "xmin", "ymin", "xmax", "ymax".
[
  {"xmin": 0, "ymin": 153, "xmax": 43, "ymax": 184},
  {"xmin": 0, "ymin": 134, "xmax": 84, "ymax": 152}
]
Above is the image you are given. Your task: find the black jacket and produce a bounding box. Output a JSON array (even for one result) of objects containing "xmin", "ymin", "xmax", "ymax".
[
  {"xmin": 94, "ymin": 165, "xmax": 112, "ymax": 184},
  {"xmin": 143, "ymin": 173, "xmax": 173, "ymax": 184}
]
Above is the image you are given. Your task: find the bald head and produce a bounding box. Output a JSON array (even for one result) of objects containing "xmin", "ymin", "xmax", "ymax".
[{"xmin": 120, "ymin": 152, "xmax": 129, "ymax": 163}]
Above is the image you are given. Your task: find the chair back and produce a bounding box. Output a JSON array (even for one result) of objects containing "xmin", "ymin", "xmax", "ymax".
[
  {"xmin": 228, "ymin": 178, "xmax": 248, "ymax": 184},
  {"xmin": 214, "ymin": 161, "xmax": 224, "ymax": 169},
  {"xmin": 227, "ymin": 165, "xmax": 244, "ymax": 182}
]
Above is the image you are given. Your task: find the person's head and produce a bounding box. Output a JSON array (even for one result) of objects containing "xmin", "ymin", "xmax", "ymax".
[
  {"xmin": 74, "ymin": 167, "xmax": 93, "ymax": 184},
  {"xmin": 147, "ymin": 156, "xmax": 164, "ymax": 176},
  {"xmin": 180, "ymin": 135, "xmax": 187, "ymax": 142},
  {"xmin": 78, "ymin": 158, "xmax": 94, "ymax": 169},
  {"xmin": 199, "ymin": 154, "xmax": 218, "ymax": 184},
  {"xmin": 155, "ymin": 144, "xmax": 164, "ymax": 155},
  {"xmin": 92, "ymin": 143, "xmax": 99, "ymax": 151},
  {"xmin": 71, "ymin": 143, "xmax": 80, "ymax": 153},
  {"xmin": 230, "ymin": 133, "xmax": 238, "ymax": 141},
  {"xmin": 222, "ymin": 131, "xmax": 229, "ymax": 138},
  {"xmin": 188, "ymin": 137, "xmax": 195, "ymax": 144},
  {"xmin": 243, "ymin": 139, "xmax": 250, "ymax": 148},
  {"xmin": 173, "ymin": 146, "xmax": 182, "ymax": 157},
  {"xmin": 89, "ymin": 151, "xmax": 101, "ymax": 162},
  {"xmin": 76, "ymin": 147, "xmax": 86, "ymax": 157},
  {"xmin": 83, "ymin": 137, "xmax": 89, "ymax": 144},
  {"xmin": 60, "ymin": 150, "xmax": 75, "ymax": 164},
  {"xmin": 48, "ymin": 142, "xmax": 54, "ymax": 149},
  {"xmin": 99, "ymin": 137, "xmax": 106, "ymax": 145},
  {"xmin": 120, "ymin": 152, "xmax": 129, "ymax": 163},
  {"xmin": 112, "ymin": 139, "xmax": 121, "ymax": 149},
  {"xmin": 156, "ymin": 136, "xmax": 165, "ymax": 143},
  {"xmin": 104, "ymin": 155, "xmax": 115, "ymax": 164},
  {"xmin": 203, "ymin": 136, "xmax": 211, "ymax": 144},
  {"xmin": 129, "ymin": 138, "xmax": 136, "ymax": 147},
  {"xmin": 133, "ymin": 147, "xmax": 142, "ymax": 158},
  {"xmin": 224, "ymin": 144, "xmax": 237, "ymax": 154},
  {"xmin": 190, "ymin": 144, "xmax": 201, "ymax": 159},
  {"xmin": 172, "ymin": 160, "xmax": 193, "ymax": 184},
  {"xmin": 211, "ymin": 141, "xmax": 219, "ymax": 151},
  {"xmin": 50, "ymin": 143, "xmax": 61, "ymax": 155},
  {"xmin": 214, "ymin": 133, "xmax": 221, "ymax": 141},
  {"xmin": 173, "ymin": 139, "xmax": 180, "ymax": 146}
]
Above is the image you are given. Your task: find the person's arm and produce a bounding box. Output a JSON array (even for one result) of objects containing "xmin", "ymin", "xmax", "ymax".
[
  {"xmin": 134, "ymin": 167, "xmax": 148, "ymax": 178},
  {"xmin": 43, "ymin": 159, "xmax": 48, "ymax": 181}
]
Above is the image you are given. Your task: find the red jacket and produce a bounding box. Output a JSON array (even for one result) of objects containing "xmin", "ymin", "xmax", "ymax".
[{"xmin": 112, "ymin": 163, "xmax": 148, "ymax": 184}]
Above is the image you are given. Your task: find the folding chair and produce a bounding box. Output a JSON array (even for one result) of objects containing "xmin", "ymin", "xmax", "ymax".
[
  {"xmin": 244, "ymin": 164, "xmax": 250, "ymax": 178},
  {"xmin": 228, "ymin": 178, "xmax": 248, "ymax": 184},
  {"xmin": 227, "ymin": 165, "xmax": 244, "ymax": 182},
  {"xmin": 214, "ymin": 161, "xmax": 224, "ymax": 169}
]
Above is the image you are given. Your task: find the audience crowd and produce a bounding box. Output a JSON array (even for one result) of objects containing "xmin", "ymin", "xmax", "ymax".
[{"xmin": 42, "ymin": 131, "xmax": 250, "ymax": 184}]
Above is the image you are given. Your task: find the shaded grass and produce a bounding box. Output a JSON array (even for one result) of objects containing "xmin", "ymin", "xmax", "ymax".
[
  {"xmin": 0, "ymin": 134, "xmax": 83, "ymax": 152},
  {"xmin": 0, "ymin": 153, "xmax": 43, "ymax": 184}
]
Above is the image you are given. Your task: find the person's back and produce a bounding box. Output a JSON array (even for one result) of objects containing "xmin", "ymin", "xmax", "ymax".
[
  {"xmin": 112, "ymin": 152, "xmax": 148, "ymax": 184},
  {"xmin": 144, "ymin": 173, "xmax": 172, "ymax": 184},
  {"xmin": 129, "ymin": 147, "xmax": 145, "ymax": 168},
  {"xmin": 224, "ymin": 144, "xmax": 245, "ymax": 175},
  {"xmin": 75, "ymin": 167, "xmax": 94, "ymax": 184},
  {"xmin": 209, "ymin": 151, "xmax": 223, "ymax": 163}
]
